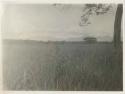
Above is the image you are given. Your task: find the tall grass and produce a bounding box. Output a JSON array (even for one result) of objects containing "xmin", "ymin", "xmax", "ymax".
[{"xmin": 3, "ymin": 40, "xmax": 122, "ymax": 90}]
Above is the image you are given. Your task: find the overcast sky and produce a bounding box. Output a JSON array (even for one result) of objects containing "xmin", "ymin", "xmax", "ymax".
[{"xmin": 2, "ymin": 4, "xmax": 121, "ymax": 41}]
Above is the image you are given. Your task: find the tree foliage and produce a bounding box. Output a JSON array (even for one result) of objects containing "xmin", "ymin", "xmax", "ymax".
[{"xmin": 79, "ymin": 4, "xmax": 113, "ymax": 26}]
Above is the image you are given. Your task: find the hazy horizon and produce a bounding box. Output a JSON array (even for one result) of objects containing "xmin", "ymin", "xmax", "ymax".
[{"xmin": 1, "ymin": 4, "xmax": 123, "ymax": 42}]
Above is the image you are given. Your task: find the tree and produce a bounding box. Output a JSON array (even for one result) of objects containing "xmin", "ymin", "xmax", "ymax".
[
  {"xmin": 52, "ymin": 4, "xmax": 123, "ymax": 47},
  {"xmin": 113, "ymin": 4, "xmax": 123, "ymax": 48},
  {"xmin": 79, "ymin": 4, "xmax": 123, "ymax": 48}
]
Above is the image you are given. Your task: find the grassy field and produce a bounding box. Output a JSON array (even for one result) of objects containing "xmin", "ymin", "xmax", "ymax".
[{"xmin": 3, "ymin": 40, "xmax": 123, "ymax": 91}]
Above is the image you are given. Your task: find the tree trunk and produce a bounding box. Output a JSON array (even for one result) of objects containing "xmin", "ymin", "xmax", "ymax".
[{"xmin": 114, "ymin": 4, "xmax": 123, "ymax": 48}]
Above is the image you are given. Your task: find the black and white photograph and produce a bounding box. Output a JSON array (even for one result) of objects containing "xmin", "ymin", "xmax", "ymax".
[{"xmin": 1, "ymin": 3, "xmax": 123, "ymax": 91}]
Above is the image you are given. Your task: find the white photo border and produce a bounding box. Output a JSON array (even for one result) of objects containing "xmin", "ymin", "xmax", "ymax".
[{"xmin": 0, "ymin": 0, "xmax": 124, "ymax": 94}]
